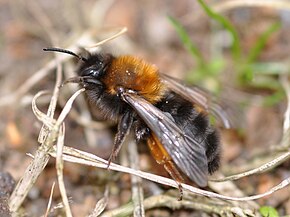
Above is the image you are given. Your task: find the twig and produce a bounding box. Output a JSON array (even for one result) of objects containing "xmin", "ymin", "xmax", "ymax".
[
  {"xmin": 100, "ymin": 194, "xmax": 257, "ymax": 217},
  {"xmin": 9, "ymin": 89, "xmax": 85, "ymax": 213},
  {"xmin": 127, "ymin": 135, "xmax": 145, "ymax": 217},
  {"xmin": 9, "ymin": 91, "xmax": 57, "ymax": 213}
]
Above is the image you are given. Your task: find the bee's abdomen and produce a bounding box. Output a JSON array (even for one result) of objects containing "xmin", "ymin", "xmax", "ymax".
[
  {"xmin": 204, "ymin": 130, "xmax": 220, "ymax": 174},
  {"xmin": 155, "ymin": 91, "xmax": 221, "ymax": 174}
]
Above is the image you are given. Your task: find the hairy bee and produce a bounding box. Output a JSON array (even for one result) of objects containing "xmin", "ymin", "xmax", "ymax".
[{"xmin": 44, "ymin": 47, "xmax": 230, "ymax": 200}]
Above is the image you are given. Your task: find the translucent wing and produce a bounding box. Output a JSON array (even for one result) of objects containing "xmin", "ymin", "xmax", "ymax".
[
  {"xmin": 161, "ymin": 73, "xmax": 233, "ymax": 129},
  {"xmin": 121, "ymin": 91, "xmax": 208, "ymax": 187}
]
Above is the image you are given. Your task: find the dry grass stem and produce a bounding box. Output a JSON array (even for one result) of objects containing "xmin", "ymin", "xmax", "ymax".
[
  {"xmin": 31, "ymin": 91, "xmax": 56, "ymax": 129},
  {"xmin": 100, "ymin": 194, "xmax": 256, "ymax": 217},
  {"xmin": 56, "ymin": 124, "xmax": 72, "ymax": 217},
  {"xmin": 88, "ymin": 186, "xmax": 109, "ymax": 217},
  {"xmin": 210, "ymin": 152, "xmax": 290, "ymax": 182},
  {"xmin": 38, "ymin": 54, "xmax": 62, "ymax": 143},
  {"xmin": 9, "ymin": 140, "xmax": 52, "ymax": 213},
  {"xmin": 127, "ymin": 136, "xmax": 145, "ymax": 217},
  {"xmin": 281, "ymin": 74, "xmax": 290, "ymax": 133},
  {"xmin": 86, "ymin": 27, "xmax": 127, "ymax": 48},
  {"xmin": 9, "ymin": 88, "xmax": 85, "ymax": 213},
  {"xmin": 56, "ymin": 89, "xmax": 86, "ymax": 126},
  {"xmin": 44, "ymin": 182, "xmax": 56, "ymax": 217},
  {"xmin": 9, "ymin": 90, "xmax": 59, "ymax": 213},
  {"xmin": 48, "ymin": 145, "xmax": 290, "ymax": 202}
]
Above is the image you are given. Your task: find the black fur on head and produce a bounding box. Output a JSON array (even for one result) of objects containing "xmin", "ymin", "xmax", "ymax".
[{"xmin": 77, "ymin": 53, "xmax": 113, "ymax": 79}]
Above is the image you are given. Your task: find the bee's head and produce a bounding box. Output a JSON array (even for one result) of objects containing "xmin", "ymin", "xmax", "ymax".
[
  {"xmin": 43, "ymin": 48, "xmax": 112, "ymax": 90},
  {"xmin": 78, "ymin": 53, "xmax": 112, "ymax": 80}
]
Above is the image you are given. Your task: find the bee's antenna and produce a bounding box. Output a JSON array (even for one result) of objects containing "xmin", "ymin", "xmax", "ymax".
[{"xmin": 43, "ymin": 47, "xmax": 87, "ymax": 62}]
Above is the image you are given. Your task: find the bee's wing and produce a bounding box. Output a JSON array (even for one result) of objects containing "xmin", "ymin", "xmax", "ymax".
[
  {"xmin": 121, "ymin": 91, "xmax": 208, "ymax": 187},
  {"xmin": 161, "ymin": 73, "xmax": 233, "ymax": 129}
]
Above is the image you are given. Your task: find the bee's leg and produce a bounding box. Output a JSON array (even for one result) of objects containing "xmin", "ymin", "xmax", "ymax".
[
  {"xmin": 107, "ymin": 111, "xmax": 133, "ymax": 168},
  {"xmin": 147, "ymin": 134, "xmax": 184, "ymax": 200},
  {"xmin": 163, "ymin": 161, "xmax": 184, "ymax": 201}
]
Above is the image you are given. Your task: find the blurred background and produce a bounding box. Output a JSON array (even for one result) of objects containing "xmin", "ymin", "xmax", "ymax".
[{"xmin": 0, "ymin": 0, "xmax": 290, "ymax": 216}]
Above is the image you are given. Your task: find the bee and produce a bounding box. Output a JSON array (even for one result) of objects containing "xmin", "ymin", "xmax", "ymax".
[{"xmin": 44, "ymin": 47, "xmax": 230, "ymax": 200}]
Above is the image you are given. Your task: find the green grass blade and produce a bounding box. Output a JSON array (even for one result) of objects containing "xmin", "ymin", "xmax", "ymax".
[
  {"xmin": 246, "ymin": 22, "xmax": 281, "ymax": 64},
  {"xmin": 168, "ymin": 16, "xmax": 205, "ymax": 67},
  {"xmin": 197, "ymin": 0, "xmax": 241, "ymax": 60}
]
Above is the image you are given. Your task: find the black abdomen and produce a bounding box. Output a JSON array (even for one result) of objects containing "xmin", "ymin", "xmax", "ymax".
[{"xmin": 155, "ymin": 91, "xmax": 220, "ymax": 174}]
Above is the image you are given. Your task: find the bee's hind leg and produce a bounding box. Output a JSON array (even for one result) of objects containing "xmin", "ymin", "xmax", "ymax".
[
  {"xmin": 163, "ymin": 160, "xmax": 184, "ymax": 201},
  {"xmin": 147, "ymin": 134, "xmax": 185, "ymax": 200}
]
